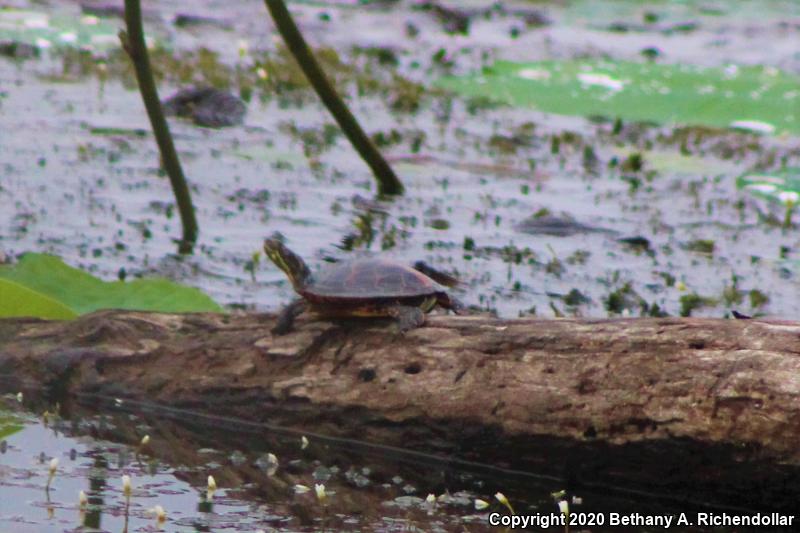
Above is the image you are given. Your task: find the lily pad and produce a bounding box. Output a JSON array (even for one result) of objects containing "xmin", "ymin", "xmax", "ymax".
[
  {"xmin": 437, "ymin": 60, "xmax": 800, "ymax": 134},
  {"xmin": 0, "ymin": 410, "xmax": 24, "ymax": 440},
  {"xmin": 0, "ymin": 278, "xmax": 77, "ymax": 320},
  {"xmin": 0, "ymin": 8, "xmax": 121, "ymax": 53},
  {"xmin": 736, "ymin": 168, "xmax": 800, "ymax": 205},
  {"xmin": 0, "ymin": 254, "xmax": 223, "ymax": 315}
]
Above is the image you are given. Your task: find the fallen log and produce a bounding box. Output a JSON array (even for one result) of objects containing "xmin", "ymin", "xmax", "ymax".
[{"xmin": 1, "ymin": 311, "xmax": 799, "ymax": 511}]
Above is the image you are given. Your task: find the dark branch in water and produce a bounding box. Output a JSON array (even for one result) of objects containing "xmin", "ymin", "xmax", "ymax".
[
  {"xmin": 120, "ymin": 0, "xmax": 199, "ymax": 254},
  {"xmin": 263, "ymin": 0, "xmax": 404, "ymax": 196}
]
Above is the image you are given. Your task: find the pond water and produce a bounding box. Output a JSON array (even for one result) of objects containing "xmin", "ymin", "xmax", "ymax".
[
  {"xmin": 1, "ymin": 391, "xmax": 765, "ymax": 533},
  {"xmin": 1, "ymin": 393, "xmax": 508, "ymax": 532},
  {"xmin": 1, "ymin": 0, "xmax": 799, "ymax": 320},
  {"xmin": 1, "ymin": 0, "xmax": 799, "ymax": 529}
]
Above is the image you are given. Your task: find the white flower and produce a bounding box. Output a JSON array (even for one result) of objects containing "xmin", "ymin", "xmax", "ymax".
[
  {"xmin": 122, "ymin": 475, "xmax": 132, "ymax": 497},
  {"xmin": 474, "ymin": 498, "xmax": 490, "ymax": 510},
  {"xmin": 140, "ymin": 435, "xmax": 150, "ymax": 446},
  {"xmin": 294, "ymin": 484, "xmax": 310, "ymax": 494},
  {"xmin": 79, "ymin": 490, "xmax": 88, "ymax": 507},
  {"xmin": 495, "ymin": 491, "xmax": 515, "ymax": 514},
  {"xmin": 152, "ymin": 504, "xmax": 167, "ymax": 523},
  {"xmin": 265, "ymin": 453, "xmax": 279, "ymax": 476},
  {"xmin": 558, "ymin": 499, "xmax": 569, "ymax": 515},
  {"xmin": 15, "ymin": 392, "xmax": 23, "ymax": 403},
  {"xmin": 207, "ymin": 475, "xmax": 217, "ymax": 491},
  {"xmin": 256, "ymin": 67, "xmax": 268, "ymax": 80},
  {"xmin": 426, "ymin": 493, "xmax": 436, "ymax": 504},
  {"xmin": 301, "ymin": 436, "xmax": 309, "ymax": 450},
  {"xmin": 778, "ymin": 191, "xmax": 799, "ymax": 205},
  {"xmin": 48, "ymin": 457, "xmax": 59, "ymax": 475},
  {"xmin": 315, "ymin": 483, "xmax": 327, "ymax": 502}
]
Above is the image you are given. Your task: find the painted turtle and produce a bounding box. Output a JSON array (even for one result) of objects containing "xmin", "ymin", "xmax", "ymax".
[{"xmin": 264, "ymin": 238, "xmax": 465, "ymax": 334}]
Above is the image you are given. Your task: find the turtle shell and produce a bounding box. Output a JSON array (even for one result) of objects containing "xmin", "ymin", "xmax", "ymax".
[{"xmin": 302, "ymin": 259, "xmax": 443, "ymax": 301}]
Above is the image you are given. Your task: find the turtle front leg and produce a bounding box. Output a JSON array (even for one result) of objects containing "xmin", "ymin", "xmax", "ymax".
[
  {"xmin": 448, "ymin": 296, "xmax": 467, "ymax": 315},
  {"xmin": 272, "ymin": 298, "xmax": 307, "ymax": 335},
  {"xmin": 438, "ymin": 293, "xmax": 467, "ymax": 315},
  {"xmin": 388, "ymin": 305, "xmax": 426, "ymax": 332}
]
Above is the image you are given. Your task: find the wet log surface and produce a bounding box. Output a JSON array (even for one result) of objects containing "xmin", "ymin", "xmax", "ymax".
[{"xmin": 1, "ymin": 311, "xmax": 799, "ymax": 511}]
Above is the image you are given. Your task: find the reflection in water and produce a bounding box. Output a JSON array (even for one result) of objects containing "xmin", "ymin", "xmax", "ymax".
[
  {"xmin": 1, "ymin": 393, "xmax": 514, "ymax": 532},
  {"xmin": 85, "ymin": 454, "xmax": 106, "ymax": 529},
  {"xmin": 0, "ymin": 391, "xmax": 756, "ymax": 532}
]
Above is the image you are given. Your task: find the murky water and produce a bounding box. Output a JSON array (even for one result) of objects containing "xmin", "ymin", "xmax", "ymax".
[
  {"xmin": 2, "ymin": 0, "xmax": 800, "ymax": 528},
  {"xmin": 0, "ymin": 392, "xmax": 569, "ymax": 532},
  {"xmin": 3, "ymin": 390, "xmax": 771, "ymax": 533},
  {"xmin": 1, "ymin": 0, "xmax": 799, "ymax": 321},
  {"xmin": 0, "ymin": 392, "xmax": 510, "ymax": 533}
]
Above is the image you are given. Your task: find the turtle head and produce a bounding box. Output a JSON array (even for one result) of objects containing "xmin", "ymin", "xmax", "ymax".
[{"xmin": 263, "ymin": 237, "xmax": 312, "ymax": 291}]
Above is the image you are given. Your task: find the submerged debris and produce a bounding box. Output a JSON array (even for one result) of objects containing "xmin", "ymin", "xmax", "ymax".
[
  {"xmin": 162, "ymin": 86, "xmax": 246, "ymax": 128},
  {"xmin": 515, "ymin": 213, "xmax": 616, "ymax": 237},
  {"xmin": 0, "ymin": 41, "xmax": 39, "ymax": 60}
]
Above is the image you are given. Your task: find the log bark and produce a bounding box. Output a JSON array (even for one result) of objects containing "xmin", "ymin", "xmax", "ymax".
[{"xmin": 1, "ymin": 311, "xmax": 799, "ymax": 510}]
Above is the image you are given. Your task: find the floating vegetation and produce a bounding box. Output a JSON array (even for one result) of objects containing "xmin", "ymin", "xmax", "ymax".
[
  {"xmin": 438, "ymin": 60, "xmax": 800, "ymax": 134},
  {"xmin": 0, "ymin": 254, "xmax": 222, "ymax": 318},
  {"xmin": 0, "ymin": 8, "xmax": 122, "ymax": 53}
]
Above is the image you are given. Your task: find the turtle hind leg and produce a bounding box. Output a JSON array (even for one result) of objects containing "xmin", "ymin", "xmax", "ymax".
[
  {"xmin": 272, "ymin": 299, "xmax": 307, "ymax": 335},
  {"xmin": 388, "ymin": 305, "xmax": 426, "ymax": 332}
]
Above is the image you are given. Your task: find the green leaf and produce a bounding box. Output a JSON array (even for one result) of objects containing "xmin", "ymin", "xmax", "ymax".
[
  {"xmin": 736, "ymin": 168, "xmax": 800, "ymax": 205},
  {"xmin": 0, "ymin": 254, "xmax": 223, "ymax": 315},
  {"xmin": 437, "ymin": 60, "xmax": 800, "ymax": 134},
  {"xmin": 0, "ymin": 278, "xmax": 77, "ymax": 320},
  {"xmin": 0, "ymin": 8, "xmax": 122, "ymax": 52},
  {"xmin": 0, "ymin": 410, "xmax": 24, "ymax": 440}
]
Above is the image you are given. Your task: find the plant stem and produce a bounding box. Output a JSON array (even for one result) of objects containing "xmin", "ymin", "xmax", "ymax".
[
  {"xmin": 783, "ymin": 203, "xmax": 795, "ymax": 229},
  {"xmin": 121, "ymin": 0, "xmax": 198, "ymax": 253},
  {"xmin": 263, "ymin": 0, "xmax": 404, "ymax": 196}
]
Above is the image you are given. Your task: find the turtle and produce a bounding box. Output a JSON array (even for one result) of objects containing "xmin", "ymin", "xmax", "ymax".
[{"xmin": 263, "ymin": 238, "xmax": 465, "ymax": 334}]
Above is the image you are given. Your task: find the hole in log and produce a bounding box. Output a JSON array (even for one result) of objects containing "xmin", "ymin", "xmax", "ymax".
[
  {"xmin": 688, "ymin": 339, "xmax": 706, "ymax": 349},
  {"xmin": 584, "ymin": 425, "xmax": 597, "ymax": 438},
  {"xmin": 404, "ymin": 362, "xmax": 422, "ymax": 374},
  {"xmin": 577, "ymin": 378, "xmax": 596, "ymax": 394},
  {"xmin": 358, "ymin": 368, "xmax": 376, "ymax": 382}
]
